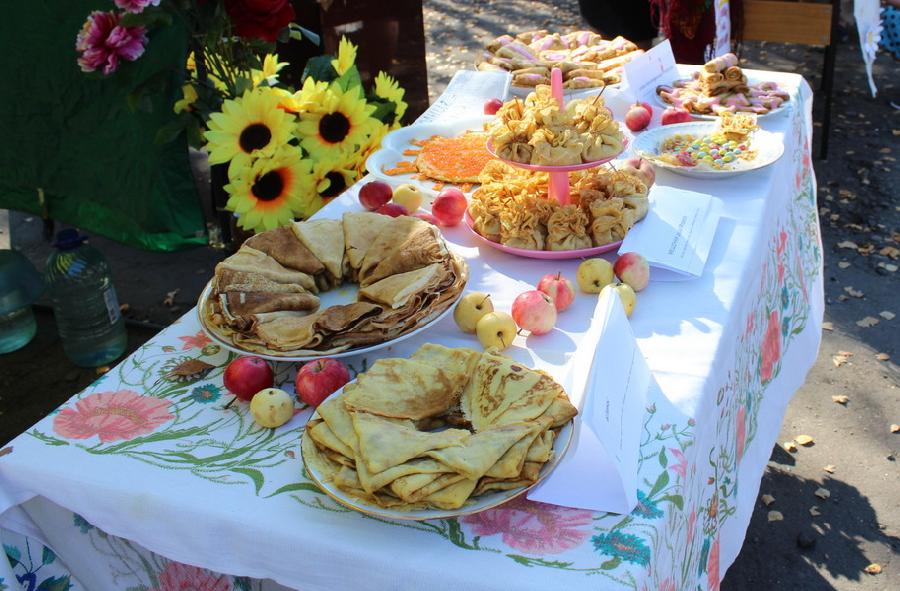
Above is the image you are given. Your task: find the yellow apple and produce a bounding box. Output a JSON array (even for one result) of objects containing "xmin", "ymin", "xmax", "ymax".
[
  {"xmin": 454, "ymin": 292, "xmax": 494, "ymax": 333},
  {"xmin": 392, "ymin": 183, "xmax": 423, "ymax": 212},
  {"xmin": 249, "ymin": 388, "xmax": 295, "ymax": 428},
  {"xmin": 603, "ymin": 283, "xmax": 637, "ymax": 317},
  {"xmin": 576, "ymin": 258, "xmax": 615, "ymax": 293},
  {"xmin": 475, "ymin": 311, "xmax": 517, "ymax": 350}
]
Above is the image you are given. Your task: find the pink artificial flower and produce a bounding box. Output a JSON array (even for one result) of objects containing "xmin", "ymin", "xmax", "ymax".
[
  {"xmin": 150, "ymin": 561, "xmax": 231, "ymax": 591},
  {"xmin": 178, "ymin": 331, "xmax": 212, "ymax": 350},
  {"xmin": 736, "ymin": 405, "xmax": 747, "ymax": 462},
  {"xmin": 760, "ymin": 310, "xmax": 781, "ymax": 383},
  {"xmin": 707, "ymin": 535, "xmax": 721, "ymax": 591},
  {"xmin": 668, "ymin": 447, "xmax": 688, "ymax": 478},
  {"xmin": 53, "ymin": 390, "xmax": 174, "ymax": 443},
  {"xmin": 76, "ymin": 11, "xmax": 147, "ymax": 75},
  {"xmin": 462, "ymin": 496, "xmax": 593, "ymax": 555},
  {"xmin": 114, "ymin": 0, "xmax": 161, "ymax": 14}
]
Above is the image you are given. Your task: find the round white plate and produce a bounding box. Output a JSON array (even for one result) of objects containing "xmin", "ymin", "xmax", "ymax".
[
  {"xmin": 197, "ymin": 279, "xmax": 463, "ymax": 362},
  {"xmin": 301, "ymin": 387, "xmax": 574, "ymax": 521},
  {"xmin": 632, "ymin": 121, "xmax": 785, "ymax": 179},
  {"xmin": 653, "ymin": 83, "xmax": 790, "ymax": 120},
  {"xmin": 380, "ymin": 116, "xmax": 492, "ymax": 152}
]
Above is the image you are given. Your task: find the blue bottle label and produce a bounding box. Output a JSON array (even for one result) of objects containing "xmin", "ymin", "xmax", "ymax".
[{"xmin": 103, "ymin": 287, "xmax": 121, "ymax": 324}]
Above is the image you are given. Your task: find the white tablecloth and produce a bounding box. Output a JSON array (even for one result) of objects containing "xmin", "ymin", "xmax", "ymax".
[{"xmin": 0, "ymin": 71, "xmax": 822, "ymax": 591}]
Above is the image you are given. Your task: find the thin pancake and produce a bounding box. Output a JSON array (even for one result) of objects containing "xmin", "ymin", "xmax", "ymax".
[
  {"xmin": 217, "ymin": 246, "xmax": 318, "ymax": 292},
  {"xmin": 343, "ymin": 212, "xmax": 393, "ymax": 274},
  {"xmin": 358, "ymin": 216, "xmax": 429, "ymax": 284},
  {"xmin": 350, "ymin": 411, "xmax": 469, "ymax": 473},
  {"xmin": 224, "ymin": 291, "xmax": 319, "ymax": 316},
  {"xmin": 244, "ymin": 225, "xmax": 325, "ymax": 275},
  {"xmin": 361, "ymin": 224, "xmax": 448, "ymax": 287},
  {"xmin": 291, "ymin": 219, "xmax": 345, "ymax": 282},
  {"xmin": 426, "ymin": 422, "xmax": 536, "ymax": 481},
  {"xmin": 346, "ymin": 358, "xmax": 462, "ymax": 420},
  {"xmin": 358, "ymin": 263, "xmax": 444, "ymax": 309}
]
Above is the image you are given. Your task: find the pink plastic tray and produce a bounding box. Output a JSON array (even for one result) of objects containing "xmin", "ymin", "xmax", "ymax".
[
  {"xmin": 485, "ymin": 140, "xmax": 623, "ymax": 172},
  {"xmin": 463, "ymin": 211, "xmax": 621, "ymax": 260}
]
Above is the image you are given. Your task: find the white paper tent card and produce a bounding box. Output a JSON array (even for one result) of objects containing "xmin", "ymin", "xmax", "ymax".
[
  {"xmin": 416, "ymin": 70, "xmax": 510, "ymax": 124},
  {"xmin": 528, "ymin": 288, "xmax": 650, "ymax": 514}
]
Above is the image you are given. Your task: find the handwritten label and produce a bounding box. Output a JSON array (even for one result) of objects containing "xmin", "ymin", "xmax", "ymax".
[{"xmin": 623, "ymin": 39, "xmax": 677, "ymax": 101}]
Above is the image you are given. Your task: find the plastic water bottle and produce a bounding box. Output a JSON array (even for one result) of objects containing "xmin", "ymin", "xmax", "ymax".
[{"xmin": 44, "ymin": 229, "xmax": 127, "ymax": 367}]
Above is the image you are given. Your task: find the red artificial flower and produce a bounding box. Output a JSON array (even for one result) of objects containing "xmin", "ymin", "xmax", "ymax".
[{"xmin": 224, "ymin": 0, "xmax": 295, "ymax": 43}]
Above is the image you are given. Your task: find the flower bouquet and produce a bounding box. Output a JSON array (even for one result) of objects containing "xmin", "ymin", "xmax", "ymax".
[{"xmin": 76, "ymin": 0, "xmax": 407, "ymax": 234}]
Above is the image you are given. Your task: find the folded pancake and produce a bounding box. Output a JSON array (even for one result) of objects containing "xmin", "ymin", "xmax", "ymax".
[
  {"xmin": 350, "ymin": 411, "xmax": 469, "ymax": 473},
  {"xmin": 426, "ymin": 422, "xmax": 536, "ymax": 481},
  {"xmin": 525, "ymin": 429, "xmax": 556, "ymax": 463},
  {"xmin": 357, "ymin": 458, "xmax": 451, "ymax": 495},
  {"xmin": 250, "ymin": 311, "xmax": 323, "ymax": 352},
  {"xmin": 358, "ymin": 263, "xmax": 443, "ymax": 309},
  {"xmin": 316, "ymin": 393, "xmax": 358, "ymax": 449},
  {"xmin": 535, "ymin": 395, "xmax": 579, "ymax": 428},
  {"xmin": 307, "ymin": 420, "xmax": 355, "ymax": 459},
  {"xmin": 244, "ymin": 225, "xmax": 325, "ymax": 275},
  {"xmin": 217, "ymin": 247, "xmax": 317, "ymax": 293},
  {"xmin": 358, "ymin": 217, "xmax": 428, "ymax": 283},
  {"xmin": 421, "ymin": 478, "xmax": 479, "ymax": 510},
  {"xmin": 215, "ymin": 269, "xmax": 307, "ymax": 293},
  {"xmin": 223, "ymin": 291, "xmax": 319, "ymax": 316},
  {"xmin": 315, "ymin": 302, "xmax": 383, "ymax": 333},
  {"xmin": 291, "ymin": 219, "xmax": 345, "ymax": 283},
  {"xmin": 301, "ymin": 427, "xmax": 341, "ymax": 482},
  {"xmin": 483, "ymin": 422, "xmax": 545, "ymax": 479},
  {"xmin": 361, "ymin": 224, "xmax": 448, "ymax": 287},
  {"xmin": 346, "ymin": 358, "xmax": 463, "ymax": 420},
  {"xmin": 393, "ymin": 472, "xmax": 467, "ymax": 503},
  {"xmin": 410, "ymin": 344, "xmax": 481, "ymax": 397},
  {"xmin": 343, "ymin": 212, "xmax": 393, "ymax": 277}
]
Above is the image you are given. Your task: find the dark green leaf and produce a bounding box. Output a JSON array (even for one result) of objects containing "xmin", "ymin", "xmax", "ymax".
[
  {"xmin": 649, "ymin": 469, "xmax": 670, "ymax": 497},
  {"xmin": 302, "ymin": 55, "xmax": 337, "ymax": 84},
  {"xmin": 231, "ymin": 467, "xmax": 265, "ymax": 494},
  {"xmin": 155, "ymin": 119, "xmax": 187, "ymax": 144},
  {"xmin": 658, "ymin": 447, "xmax": 668, "ymax": 468},
  {"xmin": 36, "ymin": 575, "xmax": 72, "ymax": 591},
  {"xmin": 661, "ymin": 494, "xmax": 684, "ymax": 510},
  {"xmin": 234, "ymin": 76, "xmax": 253, "ymax": 97},
  {"xmin": 266, "ymin": 481, "xmax": 324, "ymax": 497},
  {"xmin": 42, "ymin": 545, "xmax": 56, "ymax": 565},
  {"xmin": 600, "ymin": 556, "xmax": 622, "ymax": 570}
]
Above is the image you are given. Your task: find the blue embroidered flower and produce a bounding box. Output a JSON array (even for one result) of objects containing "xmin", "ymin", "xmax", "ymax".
[
  {"xmin": 781, "ymin": 316, "xmax": 791, "ymax": 337},
  {"xmin": 632, "ymin": 490, "xmax": 663, "ymax": 519},
  {"xmin": 591, "ymin": 531, "xmax": 651, "ymax": 566},
  {"xmin": 73, "ymin": 514, "xmax": 94, "ymax": 534},
  {"xmin": 781, "ymin": 286, "xmax": 790, "ymax": 310},
  {"xmin": 190, "ymin": 384, "xmax": 222, "ymax": 404}
]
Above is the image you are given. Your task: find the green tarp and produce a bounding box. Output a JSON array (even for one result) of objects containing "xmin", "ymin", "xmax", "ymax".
[{"xmin": 0, "ymin": 1, "xmax": 207, "ymax": 251}]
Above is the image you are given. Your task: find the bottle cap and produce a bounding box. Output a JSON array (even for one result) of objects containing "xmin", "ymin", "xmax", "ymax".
[{"xmin": 53, "ymin": 228, "xmax": 86, "ymax": 251}]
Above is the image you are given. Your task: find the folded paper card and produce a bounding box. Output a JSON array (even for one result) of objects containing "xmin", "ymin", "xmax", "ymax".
[
  {"xmin": 528, "ymin": 288, "xmax": 649, "ymax": 514},
  {"xmin": 623, "ymin": 39, "xmax": 677, "ymax": 102},
  {"xmin": 417, "ymin": 70, "xmax": 511, "ymax": 124},
  {"xmin": 618, "ymin": 186, "xmax": 722, "ymax": 280}
]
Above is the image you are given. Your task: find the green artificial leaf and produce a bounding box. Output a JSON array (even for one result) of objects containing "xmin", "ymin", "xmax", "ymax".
[
  {"xmin": 600, "ymin": 556, "xmax": 622, "ymax": 570},
  {"xmin": 335, "ymin": 65, "xmax": 362, "ymax": 91},
  {"xmin": 368, "ymin": 98, "xmax": 397, "ymax": 125},
  {"xmin": 155, "ymin": 118, "xmax": 187, "ymax": 145},
  {"xmin": 658, "ymin": 447, "xmax": 668, "ymax": 468},
  {"xmin": 231, "ymin": 467, "xmax": 265, "ymax": 494},
  {"xmin": 302, "ymin": 55, "xmax": 337, "ymax": 84},
  {"xmin": 649, "ymin": 470, "xmax": 670, "ymax": 497},
  {"xmin": 42, "ymin": 545, "xmax": 56, "ymax": 565},
  {"xmin": 661, "ymin": 494, "xmax": 684, "ymax": 510},
  {"xmin": 234, "ymin": 76, "xmax": 253, "ymax": 97},
  {"xmin": 36, "ymin": 576, "xmax": 72, "ymax": 591}
]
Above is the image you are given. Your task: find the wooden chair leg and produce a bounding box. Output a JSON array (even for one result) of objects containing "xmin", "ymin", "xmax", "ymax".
[{"xmin": 819, "ymin": 0, "xmax": 841, "ymax": 159}]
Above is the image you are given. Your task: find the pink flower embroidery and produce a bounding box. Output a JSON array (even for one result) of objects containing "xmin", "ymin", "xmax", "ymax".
[
  {"xmin": 178, "ymin": 331, "xmax": 212, "ymax": 350},
  {"xmin": 53, "ymin": 390, "xmax": 174, "ymax": 443},
  {"xmin": 76, "ymin": 11, "xmax": 147, "ymax": 75},
  {"xmin": 114, "ymin": 0, "xmax": 160, "ymax": 13},
  {"xmin": 462, "ymin": 496, "xmax": 593, "ymax": 555},
  {"xmin": 736, "ymin": 406, "xmax": 747, "ymax": 462},
  {"xmin": 687, "ymin": 508, "xmax": 697, "ymax": 546},
  {"xmin": 658, "ymin": 578, "xmax": 677, "ymax": 591},
  {"xmin": 708, "ymin": 535, "xmax": 721, "ymax": 591},
  {"xmin": 150, "ymin": 561, "xmax": 231, "ymax": 591},
  {"xmin": 760, "ymin": 310, "xmax": 781, "ymax": 383},
  {"xmin": 668, "ymin": 447, "xmax": 688, "ymax": 478}
]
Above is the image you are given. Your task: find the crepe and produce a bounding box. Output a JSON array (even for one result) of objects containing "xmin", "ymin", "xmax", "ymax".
[
  {"xmin": 346, "ymin": 358, "xmax": 463, "ymax": 420},
  {"xmin": 409, "ymin": 344, "xmax": 481, "ymax": 396},
  {"xmin": 216, "ymin": 247, "xmax": 318, "ymax": 292},
  {"xmin": 223, "ymin": 291, "xmax": 319, "ymax": 316},
  {"xmin": 425, "ymin": 423, "xmax": 536, "ymax": 481},
  {"xmin": 362, "ymin": 224, "xmax": 448, "ymax": 287},
  {"xmin": 342, "ymin": 212, "xmax": 393, "ymax": 275},
  {"xmin": 291, "ymin": 219, "xmax": 345, "ymax": 283},
  {"xmin": 351, "ymin": 411, "xmax": 469, "ymax": 473},
  {"xmin": 358, "ymin": 263, "xmax": 443, "ymax": 309},
  {"xmin": 243, "ymin": 225, "xmax": 325, "ymax": 275},
  {"xmin": 358, "ymin": 216, "xmax": 428, "ymax": 284}
]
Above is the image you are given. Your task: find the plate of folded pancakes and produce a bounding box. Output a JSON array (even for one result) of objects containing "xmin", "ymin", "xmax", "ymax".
[
  {"xmin": 301, "ymin": 343, "xmax": 577, "ymax": 520},
  {"xmin": 199, "ymin": 213, "xmax": 468, "ymax": 360}
]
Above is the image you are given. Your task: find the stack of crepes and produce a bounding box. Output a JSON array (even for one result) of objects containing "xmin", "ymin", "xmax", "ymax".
[
  {"xmin": 468, "ymin": 160, "xmax": 649, "ymax": 250},
  {"xmin": 477, "ymin": 30, "xmax": 643, "ymax": 89},
  {"xmin": 205, "ymin": 214, "xmax": 467, "ymax": 355},
  {"xmin": 698, "ymin": 53, "xmax": 748, "ymax": 96},
  {"xmin": 301, "ymin": 344, "xmax": 578, "ymax": 511},
  {"xmin": 489, "ymin": 86, "xmax": 624, "ymax": 166}
]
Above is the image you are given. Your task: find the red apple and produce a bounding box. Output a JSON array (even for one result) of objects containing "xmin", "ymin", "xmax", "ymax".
[
  {"xmin": 431, "ymin": 188, "xmax": 467, "ymax": 226},
  {"xmin": 537, "ymin": 272, "xmax": 576, "ymax": 312},
  {"xmin": 624, "ymin": 104, "xmax": 651, "ymax": 132},
  {"xmin": 622, "ymin": 156, "xmax": 656, "ymax": 188},
  {"xmin": 483, "ymin": 98, "xmax": 504, "ymax": 115},
  {"xmin": 636, "ymin": 101, "xmax": 653, "ymax": 116},
  {"xmin": 661, "ymin": 106, "xmax": 692, "ymax": 125},
  {"xmin": 414, "ymin": 211, "xmax": 441, "ymax": 225},
  {"xmin": 223, "ymin": 356, "xmax": 274, "ymax": 402},
  {"xmin": 614, "ymin": 252, "xmax": 651, "ymax": 292},
  {"xmin": 375, "ymin": 203, "xmax": 409, "ymax": 217},
  {"xmin": 359, "ymin": 181, "xmax": 393, "ymax": 210},
  {"xmin": 295, "ymin": 358, "xmax": 351, "ymax": 407},
  {"xmin": 511, "ymin": 290, "xmax": 557, "ymax": 335}
]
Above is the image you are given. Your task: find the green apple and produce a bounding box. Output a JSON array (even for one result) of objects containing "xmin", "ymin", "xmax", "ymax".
[
  {"xmin": 475, "ymin": 311, "xmax": 517, "ymax": 350},
  {"xmin": 576, "ymin": 258, "xmax": 615, "ymax": 293},
  {"xmin": 454, "ymin": 292, "xmax": 494, "ymax": 333},
  {"xmin": 249, "ymin": 388, "xmax": 295, "ymax": 428},
  {"xmin": 392, "ymin": 183, "xmax": 424, "ymax": 212}
]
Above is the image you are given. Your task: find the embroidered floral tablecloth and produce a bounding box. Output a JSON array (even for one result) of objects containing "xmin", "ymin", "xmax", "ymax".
[{"xmin": 0, "ymin": 72, "xmax": 822, "ymax": 591}]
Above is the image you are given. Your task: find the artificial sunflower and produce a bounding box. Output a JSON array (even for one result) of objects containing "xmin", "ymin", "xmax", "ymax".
[
  {"xmin": 331, "ymin": 36, "xmax": 357, "ymax": 76},
  {"xmin": 295, "ymin": 82, "xmax": 376, "ymax": 161},
  {"xmin": 374, "ymin": 71, "xmax": 408, "ymax": 127},
  {"xmin": 205, "ymin": 88, "xmax": 295, "ymax": 176},
  {"xmin": 252, "ymin": 53, "xmax": 287, "ymax": 88},
  {"xmin": 279, "ymin": 77, "xmax": 329, "ymax": 114},
  {"xmin": 354, "ymin": 121, "xmax": 390, "ymax": 178},
  {"xmin": 312, "ymin": 154, "xmax": 359, "ymax": 203},
  {"xmin": 225, "ymin": 147, "xmax": 318, "ymax": 232},
  {"xmin": 173, "ymin": 83, "xmax": 198, "ymax": 114}
]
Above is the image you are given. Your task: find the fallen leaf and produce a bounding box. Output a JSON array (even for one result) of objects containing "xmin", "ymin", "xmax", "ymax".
[
  {"xmin": 119, "ymin": 303, "xmax": 130, "ymax": 313},
  {"xmin": 856, "ymin": 317, "xmax": 880, "ymax": 328},
  {"xmin": 843, "ymin": 286, "xmax": 864, "ymax": 298},
  {"xmin": 814, "ymin": 487, "xmax": 831, "ymax": 499},
  {"xmin": 822, "ymin": 322, "xmax": 834, "ymax": 331},
  {"xmin": 783, "ymin": 440, "xmax": 798, "ymax": 452},
  {"xmin": 876, "ymin": 353, "xmax": 891, "ymax": 361},
  {"xmin": 838, "ymin": 295, "xmax": 850, "ymax": 302},
  {"xmin": 761, "ymin": 494, "xmax": 775, "ymax": 506},
  {"xmin": 879, "ymin": 147, "xmax": 891, "ymax": 154},
  {"xmin": 823, "ymin": 464, "xmax": 836, "ymax": 473},
  {"xmin": 858, "ymin": 244, "xmax": 876, "ymax": 256},
  {"xmin": 832, "ymin": 395, "xmax": 850, "ymax": 405},
  {"xmin": 837, "ymin": 240, "xmax": 859, "ymax": 250},
  {"xmin": 795, "ymin": 435, "xmax": 815, "ymax": 446},
  {"xmin": 838, "ymin": 188, "xmax": 854, "ymax": 199},
  {"xmin": 829, "ymin": 214, "xmax": 840, "ymax": 222},
  {"xmin": 163, "ymin": 289, "xmax": 180, "ymax": 307},
  {"xmin": 891, "ymin": 424, "xmax": 899, "ymax": 433},
  {"xmin": 837, "ymin": 262, "xmax": 851, "ymax": 269},
  {"xmin": 767, "ymin": 510, "xmax": 784, "ymax": 522},
  {"xmin": 809, "ymin": 506, "xmax": 821, "ymax": 517},
  {"xmin": 864, "ymin": 563, "xmax": 882, "ymax": 575},
  {"xmin": 879, "ymin": 311, "xmax": 895, "ymax": 320},
  {"xmin": 880, "ymin": 246, "xmax": 900, "ymax": 259},
  {"xmin": 832, "ymin": 351, "xmax": 853, "ymax": 367}
]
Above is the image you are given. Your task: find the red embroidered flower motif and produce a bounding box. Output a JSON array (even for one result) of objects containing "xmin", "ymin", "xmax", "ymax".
[
  {"xmin": 462, "ymin": 496, "xmax": 593, "ymax": 555},
  {"xmin": 178, "ymin": 331, "xmax": 212, "ymax": 350},
  {"xmin": 75, "ymin": 11, "xmax": 147, "ymax": 75},
  {"xmin": 736, "ymin": 405, "xmax": 747, "ymax": 462},
  {"xmin": 150, "ymin": 561, "xmax": 231, "ymax": 591},
  {"xmin": 53, "ymin": 390, "xmax": 174, "ymax": 443},
  {"xmin": 707, "ymin": 535, "xmax": 721, "ymax": 591},
  {"xmin": 668, "ymin": 447, "xmax": 688, "ymax": 478},
  {"xmin": 760, "ymin": 310, "xmax": 781, "ymax": 383}
]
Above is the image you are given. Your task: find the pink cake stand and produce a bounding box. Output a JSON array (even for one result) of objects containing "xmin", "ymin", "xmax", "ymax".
[{"xmin": 470, "ymin": 68, "xmax": 626, "ymax": 259}]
